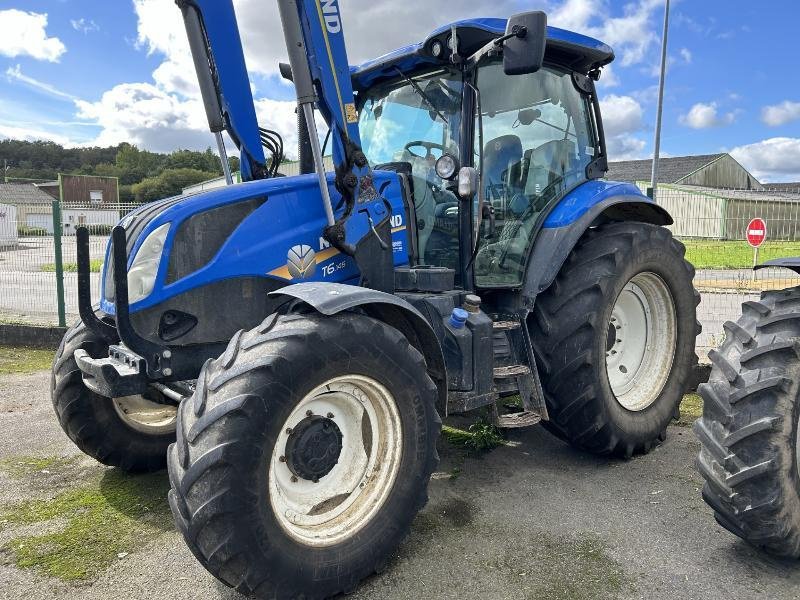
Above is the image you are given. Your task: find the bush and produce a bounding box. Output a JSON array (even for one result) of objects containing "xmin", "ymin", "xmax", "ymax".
[{"xmin": 17, "ymin": 226, "xmax": 48, "ymax": 237}]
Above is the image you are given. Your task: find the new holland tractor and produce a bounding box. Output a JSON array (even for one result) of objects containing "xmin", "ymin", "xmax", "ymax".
[
  {"xmin": 51, "ymin": 1, "xmax": 699, "ymax": 597},
  {"xmin": 695, "ymin": 261, "xmax": 800, "ymax": 557}
]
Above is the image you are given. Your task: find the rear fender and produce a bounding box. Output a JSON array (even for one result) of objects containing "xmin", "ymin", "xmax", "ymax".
[
  {"xmin": 523, "ymin": 194, "xmax": 672, "ymax": 303},
  {"xmin": 269, "ymin": 282, "xmax": 448, "ymax": 416}
]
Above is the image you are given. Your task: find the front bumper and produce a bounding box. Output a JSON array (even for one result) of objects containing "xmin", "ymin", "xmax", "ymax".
[{"xmin": 74, "ymin": 226, "xmax": 224, "ymax": 398}]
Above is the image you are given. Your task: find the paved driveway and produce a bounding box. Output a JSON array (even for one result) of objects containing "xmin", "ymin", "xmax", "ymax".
[{"xmin": 1, "ymin": 370, "xmax": 798, "ymax": 600}]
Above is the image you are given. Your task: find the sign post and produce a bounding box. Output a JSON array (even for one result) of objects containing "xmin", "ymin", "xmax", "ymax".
[{"xmin": 746, "ymin": 217, "xmax": 767, "ymax": 282}]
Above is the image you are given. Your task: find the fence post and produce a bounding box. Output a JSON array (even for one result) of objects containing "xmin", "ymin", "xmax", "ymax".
[{"xmin": 53, "ymin": 175, "xmax": 66, "ymax": 327}]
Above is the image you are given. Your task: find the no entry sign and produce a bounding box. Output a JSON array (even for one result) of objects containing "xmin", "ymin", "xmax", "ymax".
[{"xmin": 747, "ymin": 218, "xmax": 767, "ymax": 248}]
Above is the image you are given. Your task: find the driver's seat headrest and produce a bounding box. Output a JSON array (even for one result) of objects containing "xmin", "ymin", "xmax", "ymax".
[{"xmin": 483, "ymin": 135, "xmax": 523, "ymax": 181}]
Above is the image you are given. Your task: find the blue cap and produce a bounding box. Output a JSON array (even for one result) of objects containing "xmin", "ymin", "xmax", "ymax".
[{"xmin": 449, "ymin": 308, "xmax": 469, "ymax": 329}]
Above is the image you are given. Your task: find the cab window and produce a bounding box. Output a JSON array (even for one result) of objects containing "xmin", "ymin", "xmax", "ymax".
[{"xmin": 474, "ymin": 62, "xmax": 598, "ymax": 287}]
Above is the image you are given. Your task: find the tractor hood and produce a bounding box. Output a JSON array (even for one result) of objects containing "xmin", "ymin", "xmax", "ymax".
[{"xmin": 99, "ymin": 172, "xmax": 411, "ymax": 316}]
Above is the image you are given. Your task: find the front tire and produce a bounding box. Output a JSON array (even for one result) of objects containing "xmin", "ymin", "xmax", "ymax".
[
  {"xmin": 51, "ymin": 320, "xmax": 176, "ymax": 472},
  {"xmin": 530, "ymin": 221, "xmax": 699, "ymax": 456},
  {"xmin": 167, "ymin": 312, "xmax": 441, "ymax": 599},
  {"xmin": 695, "ymin": 288, "xmax": 800, "ymax": 557}
]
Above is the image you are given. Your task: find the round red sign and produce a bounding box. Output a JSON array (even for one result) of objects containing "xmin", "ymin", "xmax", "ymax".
[{"xmin": 746, "ymin": 218, "xmax": 767, "ymax": 248}]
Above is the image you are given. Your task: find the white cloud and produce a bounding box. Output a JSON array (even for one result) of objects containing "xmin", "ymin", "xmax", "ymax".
[
  {"xmin": 0, "ymin": 9, "xmax": 65, "ymax": 62},
  {"xmin": 599, "ymin": 95, "xmax": 647, "ymax": 161},
  {"xmin": 600, "ymin": 95, "xmax": 644, "ymax": 136},
  {"xmin": 679, "ymin": 102, "xmax": 736, "ymax": 129},
  {"xmin": 761, "ymin": 101, "xmax": 800, "ymax": 127},
  {"xmin": 71, "ymin": 18, "xmax": 99, "ymax": 34},
  {"xmin": 6, "ymin": 65, "xmax": 78, "ymax": 102},
  {"xmin": 730, "ymin": 138, "xmax": 800, "ymax": 182},
  {"xmin": 679, "ymin": 48, "xmax": 692, "ymax": 63},
  {"xmin": 0, "ymin": 123, "xmax": 73, "ymax": 146}
]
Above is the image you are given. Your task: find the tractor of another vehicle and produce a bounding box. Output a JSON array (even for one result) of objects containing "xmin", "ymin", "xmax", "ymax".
[{"xmin": 695, "ymin": 260, "xmax": 800, "ymax": 558}]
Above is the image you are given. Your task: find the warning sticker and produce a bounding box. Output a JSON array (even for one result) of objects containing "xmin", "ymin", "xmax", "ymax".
[{"xmin": 345, "ymin": 103, "xmax": 358, "ymax": 123}]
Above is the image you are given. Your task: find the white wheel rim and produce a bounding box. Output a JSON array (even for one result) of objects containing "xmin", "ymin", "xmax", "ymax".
[
  {"xmin": 269, "ymin": 375, "xmax": 403, "ymax": 547},
  {"xmin": 606, "ymin": 272, "xmax": 677, "ymax": 412},
  {"xmin": 112, "ymin": 394, "xmax": 177, "ymax": 435}
]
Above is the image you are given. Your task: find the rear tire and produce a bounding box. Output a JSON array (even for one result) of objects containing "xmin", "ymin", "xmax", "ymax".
[
  {"xmin": 51, "ymin": 320, "xmax": 176, "ymax": 472},
  {"xmin": 530, "ymin": 221, "xmax": 700, "ymax": 457},
  {"xmin": 167, "ymin": 311, "xmax": 441, "ymax": 599},
  {"xmin": 695, "ymin": 287, "xmax": 800, "ymax": 557}
]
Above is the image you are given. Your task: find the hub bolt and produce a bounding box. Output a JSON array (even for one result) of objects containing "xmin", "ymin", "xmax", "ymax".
[
  {"xmin": 279, "ymin": 455, "xmax": 286, "ymax": 463},
  {"xmin": 306, "ymin": 410, "xmax": 313, "ymax": 417},
  {"xmin": 327, "ymin": 412, "xmax": 334, "ymax": 419},
  {"xmin": 290, "ymin": 475, "xmax": 298, "ymax": 483},
  {"xmin": 286, "ymin": 428, "xmax": 293, "ymax": 435}
]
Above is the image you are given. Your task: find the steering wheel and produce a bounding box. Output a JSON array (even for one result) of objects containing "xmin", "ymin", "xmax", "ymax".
[{"xmin": 404, "ymin": 141, "xmax": 446, "ymax": 160}]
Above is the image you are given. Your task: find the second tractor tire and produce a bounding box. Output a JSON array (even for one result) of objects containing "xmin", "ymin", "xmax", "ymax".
[{"xmin": 530, "ymin": 221, "xmax": 699, "ymax": 457}]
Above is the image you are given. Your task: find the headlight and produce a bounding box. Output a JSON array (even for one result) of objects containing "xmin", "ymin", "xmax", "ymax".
[
  {"xmin": 435, "ymin": 154, "xmax": 459, "ymax": 180},
  {"xmin": 127, "ymin": 223, "xmax": 170, "ymax": 304}
]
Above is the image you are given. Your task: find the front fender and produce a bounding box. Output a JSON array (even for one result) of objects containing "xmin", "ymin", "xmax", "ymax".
[
  {"xmin": 269, "ymin": 282, "xmax": 448, "ymax": 416},
  {"xmin": 523, "ymin": 190, "xmax": 672, "ymax": 302}
]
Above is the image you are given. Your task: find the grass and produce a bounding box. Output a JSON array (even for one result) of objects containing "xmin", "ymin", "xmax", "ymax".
[
  {"xmin": 0, "ymin": 468, "xmax": 173, "ymax": 581},
  {"xmin": 676, "ymin": 393, "xmax": 703, "ymax": 427},
  {"xmin": 442, "ymin": 419, "xmax": 505, "ymax": 451},
  {"xmin": 683, "ymin": 240, "xmax": 800, "ymax": 269},
  {"xmin": 0, "ymin": 346, "xmax": 54, "ymax": 375},
  {"xmin": 0, "ymin": 456, "xmax": 77, "ymax": 479},
  {"xmin": 40, "ymin": 259, "xmax": 103, "ymax": 273}
]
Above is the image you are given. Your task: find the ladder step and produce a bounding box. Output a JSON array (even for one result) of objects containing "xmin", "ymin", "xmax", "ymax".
[
  {"xmin": 493, "ymin": 364, "xmax": 531, "ymax": 378},
  {"xmin": 492, "ymin": 320, "xmax": 521, "ymax": 331},
  {"xmin": 495, "ymin": 410, "xmax": 542, "ymax": 429}
]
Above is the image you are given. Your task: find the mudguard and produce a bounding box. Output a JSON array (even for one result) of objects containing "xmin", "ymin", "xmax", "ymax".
[
  {"xmin": 270, "ymin": 282, "xmax": 448, "ymax": 415},
  {"xmin": 522, "ymin": 182, "xmax": 672, "ymax": 303},
  {"xmin": 754, "ymin": 258, "xmax": 800, "ymax": 274}
]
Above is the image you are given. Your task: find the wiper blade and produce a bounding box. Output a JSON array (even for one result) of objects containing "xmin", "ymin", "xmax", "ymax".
[{"xmin": 393, "ymin": 67, "xmax": 448, "ymax": 124}]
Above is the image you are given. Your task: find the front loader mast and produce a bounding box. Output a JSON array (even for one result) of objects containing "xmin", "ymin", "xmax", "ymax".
[{"xmin": 180, "ymin": 0, "xmax": 381, "ymax": 260}]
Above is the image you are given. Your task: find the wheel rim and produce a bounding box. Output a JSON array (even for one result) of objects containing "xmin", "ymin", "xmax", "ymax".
[
  {"xmin": 606, "ymin": 272, "xmax": 677, "ymax": 412},
  {"xmin": 269, "ymin": 375, "xmax": 403, "ymax": 547},
  {"xmin": 112, "ymin": 394, "xmax": 177, "ymax": 435}
]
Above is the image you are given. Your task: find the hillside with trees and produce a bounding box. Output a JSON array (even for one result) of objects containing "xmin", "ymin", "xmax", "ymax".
[{"xmin": 0, "ymin": 139, "xmax": 239, "ymax": 202}]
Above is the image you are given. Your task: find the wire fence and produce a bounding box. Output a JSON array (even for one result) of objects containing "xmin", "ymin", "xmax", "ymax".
[
  {"xmin": 649, "ymin": 183, "xmax": 800, "ymax": 356},
  {"xmin": 0, "ymin": 200, "xmax": 139, "ymax": 325},
  {"xmin": 3, "ymin": 184, "xmax": 800, "ymax": 360}
]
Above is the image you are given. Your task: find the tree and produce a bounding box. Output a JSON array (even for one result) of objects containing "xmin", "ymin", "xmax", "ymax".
[
  {"xmin": 115, "ymin": 143, "xmax": 164, "ymax": 184},
  {"xmin": 131, "ymin": 168, "xmax": 218, "ymax": 203}
]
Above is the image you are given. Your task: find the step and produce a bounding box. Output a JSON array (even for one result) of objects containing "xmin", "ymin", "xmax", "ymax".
[
  {"xmin": 493, "ymin": 364, "xmax": 531, "ymax": 379},
  {"xmin": 495, "ymin": 410, "xmax": 542, "ymax": 429},
  {"xmin": 492, "ymin": 320, "xmax": 521, "ymax": 331}
]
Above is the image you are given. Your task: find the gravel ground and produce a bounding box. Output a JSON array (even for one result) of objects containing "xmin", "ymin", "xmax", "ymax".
[{"xmin": 1, "ymin": 370, "xmax": 799, "ymax": 600}]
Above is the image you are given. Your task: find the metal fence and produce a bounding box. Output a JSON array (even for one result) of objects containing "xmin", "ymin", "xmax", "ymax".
[
  {"xmin": 650, "ymin": 183, "xmax": 800, "ymax": 355},
  {"xmin": 0, "ymin": 200, "xmax": 139, "ymax": 325},
  {"xmin": 3, "ymin": 186, "xmax": 800, "ymax": 359}
]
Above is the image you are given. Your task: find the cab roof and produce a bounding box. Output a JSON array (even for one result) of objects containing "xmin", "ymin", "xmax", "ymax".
[{"xmin": 351, "ymin": 17, "xmax": 614, "ymax": 90}]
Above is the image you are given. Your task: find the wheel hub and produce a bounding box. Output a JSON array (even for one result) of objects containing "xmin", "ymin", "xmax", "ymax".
[{"xmin": 285, "ymin": 415, "xmax": 343, "ymax": 481}]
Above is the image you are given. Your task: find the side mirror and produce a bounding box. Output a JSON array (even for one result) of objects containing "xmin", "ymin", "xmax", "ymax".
[
  {"xmin": 503, "ymin": 11, "xmax": 547, "ymax": 76},
  {"xmin": 457, "ymin": 167, "xmax": 478, "ymax": 200}
]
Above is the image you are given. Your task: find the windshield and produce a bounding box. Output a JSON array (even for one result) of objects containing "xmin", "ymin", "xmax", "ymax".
[{"xmin": 359, "ymin": 70, "xmax": 464, "ymax": 272}]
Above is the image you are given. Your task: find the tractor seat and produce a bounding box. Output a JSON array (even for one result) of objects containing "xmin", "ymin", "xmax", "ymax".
[{"xmin": 483, "ymin": 135, "xmax": 523, "ymax": 202}]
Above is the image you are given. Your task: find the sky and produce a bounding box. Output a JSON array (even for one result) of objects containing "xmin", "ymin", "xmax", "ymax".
[{"xmin": 0, "ymin": 0, "xmax": 798, "ymax": 182}]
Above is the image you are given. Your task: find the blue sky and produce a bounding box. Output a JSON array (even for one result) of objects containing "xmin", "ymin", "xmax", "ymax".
[{"xmin": 0, "ymin": 0, "xmax": 798, "ymax": 181}]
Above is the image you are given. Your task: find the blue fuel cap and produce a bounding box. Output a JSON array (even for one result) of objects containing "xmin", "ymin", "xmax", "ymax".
[{"xmin": 449, "ymin": 308, "xmax": 469, "ymax": 329}]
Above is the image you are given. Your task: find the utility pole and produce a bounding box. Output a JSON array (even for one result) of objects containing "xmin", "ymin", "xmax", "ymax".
[{"xmin": 651, "ymin": 0, "xmax": 670, "ymax": 201}]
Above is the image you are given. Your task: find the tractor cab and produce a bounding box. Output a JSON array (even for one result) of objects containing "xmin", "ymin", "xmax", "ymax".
[{"xmin": 352, "ymin": 19, "xmax": 613, "ymax": 288}]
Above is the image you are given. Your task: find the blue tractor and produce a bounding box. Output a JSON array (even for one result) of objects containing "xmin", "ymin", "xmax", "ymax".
[{"xmin": 51, "ymin": 1, "xmax": 699, "ymax": 597}]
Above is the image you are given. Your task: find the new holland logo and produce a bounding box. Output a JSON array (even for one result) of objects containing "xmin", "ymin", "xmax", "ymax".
[{"xmin": 287, "ymin": 245, "xmax": 317, "ymax": 279}]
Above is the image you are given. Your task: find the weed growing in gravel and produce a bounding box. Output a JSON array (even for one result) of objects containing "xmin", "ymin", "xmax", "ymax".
[
  {"xmin": 676, "ymin": 394, "xmax": 703, "ymax": 427},
  {"xmin": 0, "ymin": 469, "xmax": 173, "ymax": 581},
  {"xmin": 442, "ymin": 420, "xmax": 504, "ymax": 451}
]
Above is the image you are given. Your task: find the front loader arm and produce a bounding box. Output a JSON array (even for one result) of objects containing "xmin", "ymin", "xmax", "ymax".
[{"xmin": 178, "ymin": 0, "xmax": 267, "ymax": 182}]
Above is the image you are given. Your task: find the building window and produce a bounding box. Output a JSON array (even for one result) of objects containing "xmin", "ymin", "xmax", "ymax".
[{"xmin": 90, "ymin": 190, "xmax": 103, "ymax": 204}]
